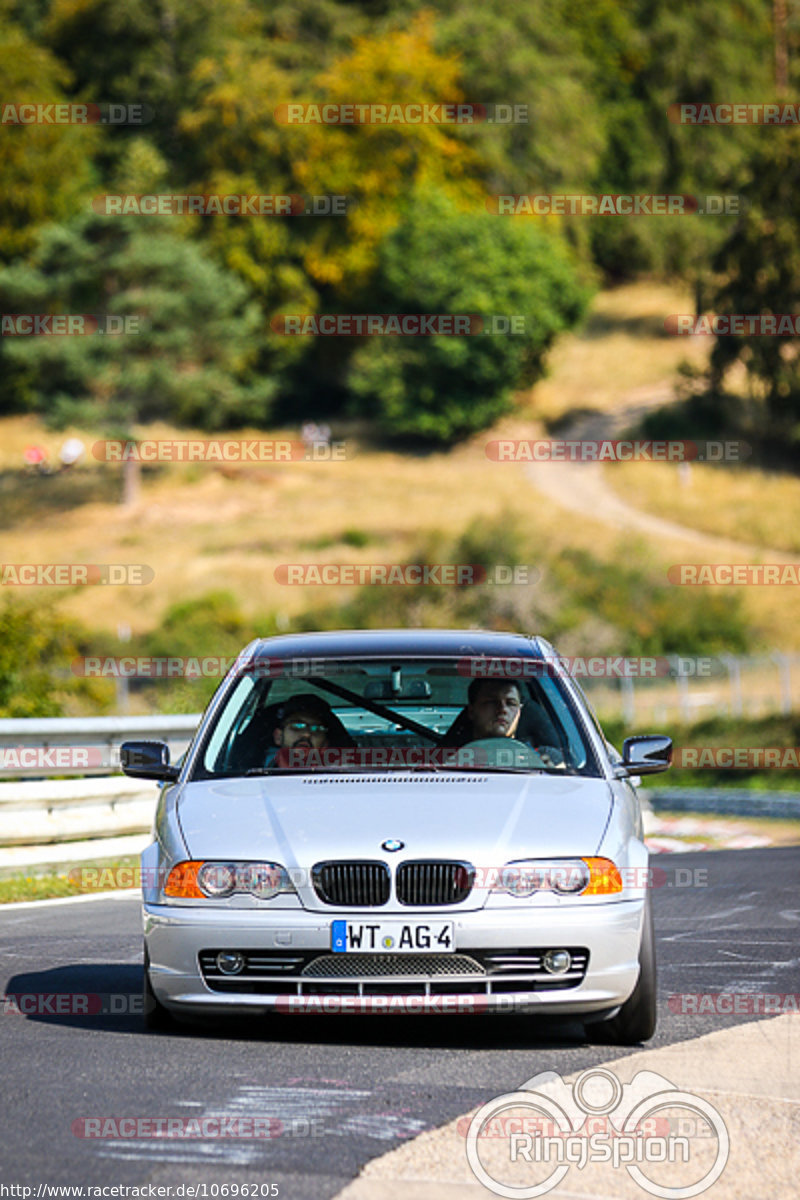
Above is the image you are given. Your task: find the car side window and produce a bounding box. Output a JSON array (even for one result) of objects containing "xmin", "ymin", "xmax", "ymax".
[{"xmin": 202, "ymin": 674, "xmax": 260, "ymax": 774}]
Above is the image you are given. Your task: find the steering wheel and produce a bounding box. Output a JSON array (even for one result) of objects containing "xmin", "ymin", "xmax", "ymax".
[{"xmin": 458, "ymin": 737, "xmax": 549, "ymax": 768}]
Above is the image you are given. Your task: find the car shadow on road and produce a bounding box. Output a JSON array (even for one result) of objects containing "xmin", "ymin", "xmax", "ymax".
[
  {"xmin": 5, "ymin": 962, "xmax": 147, "ymax": 1032},
  {"xmin": 5, "ymin": 960, "xmax": 587, "ymax": 1049}
]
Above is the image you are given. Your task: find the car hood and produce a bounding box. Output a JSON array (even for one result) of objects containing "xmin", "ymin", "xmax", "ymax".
[{"xmin": 177, "ymin": 772, "xmax": 614, "ymax": 865}]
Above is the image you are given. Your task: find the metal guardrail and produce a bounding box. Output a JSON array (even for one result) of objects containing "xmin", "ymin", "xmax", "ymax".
[
  {"xmin": 0, "ymin": 776, "xmax": 161, "ymax": 847},
  {"xmin": 582, "ymin": 652, "xmax": 799, "ymax": 724},
  {"xmin": 0, "ymin": 714, "xmax": 201, "ymax": 778},
  {"xmin": 1, "ymin": 717, "xmax": 798, "ymax": 864},
  {"xmin": 642, "ymin": 788, "xmax": 800, "ymax": 819}
]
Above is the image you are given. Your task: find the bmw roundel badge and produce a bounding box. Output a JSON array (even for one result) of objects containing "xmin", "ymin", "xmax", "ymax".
[{"xmin": 381, "ymin": 838, "xmax": 404, "ymax": 852}]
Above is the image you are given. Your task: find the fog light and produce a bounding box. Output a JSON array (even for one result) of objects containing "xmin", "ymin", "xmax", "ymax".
[
  {"xmin": 543, "ymin": 949, "xmax": 571, "ymax": 975},
  {"xmin": 216, "ymin": 951, "xmax": 245, "ymax": 975}
]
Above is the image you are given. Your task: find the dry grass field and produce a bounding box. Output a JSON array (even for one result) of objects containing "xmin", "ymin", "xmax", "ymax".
[
  {"xmin": 3, "ymin": 280, "xmax": 798, "ymax": 646},
  {"xmin": 605, "ymin": 460, "xmax": 800, "ymax": 555},
  {"xmin": 522, "ymin": 280, "xmax": 712, "ymax": 423}
]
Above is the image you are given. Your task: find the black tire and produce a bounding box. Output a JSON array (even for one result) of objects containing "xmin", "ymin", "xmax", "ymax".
[
  {"xmin": 585, "ymin": 893, "xmax": 657, "ymax": 1046},
  {"xmin": 143, "ymin": 944, "xmax": 174, "ymax": 1031}
]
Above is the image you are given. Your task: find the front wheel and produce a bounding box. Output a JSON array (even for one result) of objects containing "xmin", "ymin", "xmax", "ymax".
[
  {"xmin": 585, "ymin": 894, "xmax": 656, "ymax": 1045},
  {"xmin": 143, "ymin": 944, "xmax": 174, "ymax": 1031}
]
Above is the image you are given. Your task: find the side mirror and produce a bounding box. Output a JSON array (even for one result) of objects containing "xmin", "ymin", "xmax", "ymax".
[
  {"xmin": 120, "ymin": 740, "xmax": 180, "ymax": 782},
  {"xmin": 618, "ymin": 735, "xmax": 672, "ymax": 777}
]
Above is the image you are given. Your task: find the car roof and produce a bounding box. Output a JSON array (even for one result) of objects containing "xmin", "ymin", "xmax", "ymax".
[{"xmin": 247, "ymin": 629, "xmax": 551, "ymax": 661}]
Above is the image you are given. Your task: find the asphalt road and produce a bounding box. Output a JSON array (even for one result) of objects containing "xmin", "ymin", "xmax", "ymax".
[{"xmin": 1, "ymin": 846, "xmax": 798, "ymax": 1198}]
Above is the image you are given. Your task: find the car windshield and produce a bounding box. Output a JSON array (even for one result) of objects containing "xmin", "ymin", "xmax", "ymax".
[{"xmin": 192, "ymin": 655, "xmax": 602, "ymax": 779}]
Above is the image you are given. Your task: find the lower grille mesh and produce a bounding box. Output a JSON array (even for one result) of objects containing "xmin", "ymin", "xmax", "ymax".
[{"xmin": 302, "ymin": 953, "xmax": 483, "ymax": 978}]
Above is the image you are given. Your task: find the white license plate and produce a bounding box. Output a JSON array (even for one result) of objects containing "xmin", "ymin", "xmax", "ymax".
[{"xmin": 331, "ymin": 919, "xmax": 454, "ymax": 953}]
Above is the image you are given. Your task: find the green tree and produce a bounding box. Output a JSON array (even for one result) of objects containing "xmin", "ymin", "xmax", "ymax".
[
  {"xmin": 0, "ymin": 212, "xmax": 274, "ymax": 429},
  {"xmin": 705, "ymin": 124, "xmax": 800, "ymax": 454},
  {"xmin": 581, "ymin": 0, "xmax": 774, "ymax": 283},
  {"xmin": 346, "ymin": 191, "xmax": 593, "ymax": 443},
  {"xmin": 405, "ymin": 0, "xmax": 608, "ymax": 195},
  {"xmin": 42, "ymin": 0, "xmax": 248, "ymax": 175},
  {"xmin": 0, "ymin": 13, "xmax": 95, "ymax": 260},
  {"xmin": 0, "ymin": 597, "xmax": 89, "ymax": 717},
  {"xmin": 285, "ymin": 13, "xmax": 486, "ymax": 291}
]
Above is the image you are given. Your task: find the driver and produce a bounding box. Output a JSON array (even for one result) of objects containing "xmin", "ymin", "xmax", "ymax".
[
  {"xmin": 273, "ymin": 694, "xmax": 332, "ymax": 758},
  {"xmin": 267, "ymin": 692, "xmax": 356, "ymax": 767},
  {"xmin": 466, "ymin": 679, "xmax": 523, "ymax": 739}
]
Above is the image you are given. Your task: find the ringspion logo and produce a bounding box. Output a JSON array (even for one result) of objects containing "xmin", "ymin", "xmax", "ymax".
[{"xmin": 466, "ymin": 1068, "xmax": 729, "ymax": 1198}]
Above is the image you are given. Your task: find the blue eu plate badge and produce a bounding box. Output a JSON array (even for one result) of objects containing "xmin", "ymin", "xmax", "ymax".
[{"xmin": 331, "ymin": 920, "xmax": 347, "ymax": 952}]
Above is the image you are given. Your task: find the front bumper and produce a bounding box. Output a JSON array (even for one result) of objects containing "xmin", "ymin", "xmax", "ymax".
[{"xmin": 144, "ymin": 899, "xmax": 644, "ymax": 1017}]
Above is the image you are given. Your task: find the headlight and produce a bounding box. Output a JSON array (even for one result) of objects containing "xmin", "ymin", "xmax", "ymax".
[
  {"xmin": 198, "ymin": 862, "xmax": 237, "ymax": 897},
  {"xmin": 491, "ymin": 857, "xmax": 621, "ymax": 897},
  {"xmin": 236, "ymin": 863, "xmax": 287, "ymax": 900},
  {"xmin": 165, "ymin": 860, "xmax": 296, "ymax": 900}
]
